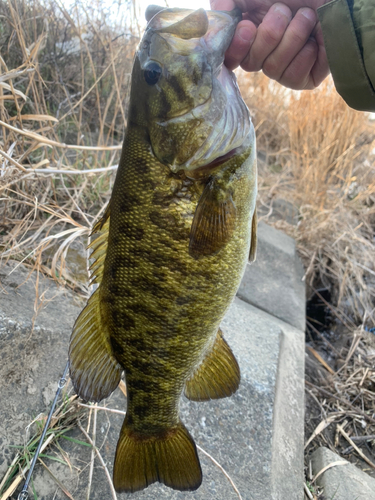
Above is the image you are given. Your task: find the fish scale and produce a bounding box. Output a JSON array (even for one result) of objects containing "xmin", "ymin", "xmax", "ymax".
[{"xmin": 69, "ymin": 6, "xmax": 257, "ymax": 493}]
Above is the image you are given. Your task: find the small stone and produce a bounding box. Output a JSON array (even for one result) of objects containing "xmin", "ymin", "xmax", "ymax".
[
  {"xmin": 42, "ymin": 382, "xmax": 58, "ymax": 406},
  {"xmin": 30, "ymin": 360, "xmax": 40, "ymax": 373},
  {"xmin": 27, "ymin": 385, "xmax": 37, "ymax": 395}
]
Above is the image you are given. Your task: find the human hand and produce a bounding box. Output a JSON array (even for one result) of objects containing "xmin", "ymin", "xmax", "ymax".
[{"xmin": 210, "ymin": 0, "xmax": 330, "ymax": 90}]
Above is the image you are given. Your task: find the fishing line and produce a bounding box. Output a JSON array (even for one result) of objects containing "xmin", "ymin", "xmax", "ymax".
[{"xmin": 17, "ymin": 361, "xmax": 69, "ymax": 500}]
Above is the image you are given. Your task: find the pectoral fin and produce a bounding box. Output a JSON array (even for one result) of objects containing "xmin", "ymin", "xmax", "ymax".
[
  {"xmin": 184, "ymin": 329, "xmax": 240, "ymax": 401},
  {"xmin": 249, "ymin": 207, "xmax": 257, "ymax": 263},
  {"xmin": 189, "ymin": 178, "xmax": 236, "ymax": 259}
]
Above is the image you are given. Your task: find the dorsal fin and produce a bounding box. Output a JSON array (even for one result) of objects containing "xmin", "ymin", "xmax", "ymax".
[
  {"xmin": 88, "ymin": 203, "xmax": 110, "ymax": 285},
  {"xmin": 69, "ymin": 288, "xmax": 122, "ymax": 402},
  {"xmin": 69, "ymin": 201, "xmax": 122, "ymax": 402}
]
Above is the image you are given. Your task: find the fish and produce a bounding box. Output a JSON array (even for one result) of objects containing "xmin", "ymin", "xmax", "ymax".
[{"xmin": 69, "ymin": 4, "xmax": 257, "ymax": 494}]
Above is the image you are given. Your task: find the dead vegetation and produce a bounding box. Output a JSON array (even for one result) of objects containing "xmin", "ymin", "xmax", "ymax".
[
  {"xmin": 303, "ymin": 328, "xmax": 375, "ymax": 499},
  {"xmin": 240, "ymin": 72, "xmax": 375, "ymax": 326},
  {"xmin": 0, "ymin": 393, "xmax": 83, "ymax": 499},
  {"xmin": 0, "ymin": 0, "xmax": 138, "ymax": 291},
  {"xmin": 238, "ymin": 73, "xmax": 375, "ymax": 498},
  {"xmin": 1, "ymin": 1, "xmax": 375, "ymax": 499}
]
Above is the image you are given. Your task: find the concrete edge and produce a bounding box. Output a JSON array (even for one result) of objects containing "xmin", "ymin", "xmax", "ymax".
[{"xmin": 270, "ymin": 318, "xmax": 305, "ymax": 500}]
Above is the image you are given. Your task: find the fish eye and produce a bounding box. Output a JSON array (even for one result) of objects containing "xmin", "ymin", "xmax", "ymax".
[{"xmin": 144, "ymin": 61, "xmax": 162, "ymax": 85}]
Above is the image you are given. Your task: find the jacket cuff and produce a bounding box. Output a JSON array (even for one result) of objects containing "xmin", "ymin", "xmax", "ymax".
[{"xmin": 318, "ymin": 0, "xmax": 375, "ymax": 111}]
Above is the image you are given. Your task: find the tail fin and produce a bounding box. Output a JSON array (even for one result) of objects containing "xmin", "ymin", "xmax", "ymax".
[{"xmin": 113, "ymin": 419, "xmax": 202, "ymax": 493}]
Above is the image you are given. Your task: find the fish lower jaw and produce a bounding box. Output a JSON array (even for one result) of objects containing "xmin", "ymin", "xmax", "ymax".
[
  {"xmin": 169, "ymin": 128, "xmax": 251, "ymax": 174},
  {"xmin": 169, "ymin": 69, "xmax": 250, "ymax": 173}
]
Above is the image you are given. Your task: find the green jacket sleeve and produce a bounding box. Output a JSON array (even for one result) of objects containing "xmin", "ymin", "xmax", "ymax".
[{"xmin": 317, "ymin": 0, "xmax": 375, "ymax": 111}]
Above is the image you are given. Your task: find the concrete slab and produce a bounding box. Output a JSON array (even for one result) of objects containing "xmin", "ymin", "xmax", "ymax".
[
  {"xmin": 0, "ymin": 261, "xmax": 305, "ymax": 500},
  {"xmin": 237, "ymin": 222, "xmax": 306, "ymax": 331},
  {"xmin": 310, "ymin": 447, "xmax": 375, "ymax": 500},
  {"xmin": 0, "ymin": 262, "xmax": 84, "ymax": 477}
]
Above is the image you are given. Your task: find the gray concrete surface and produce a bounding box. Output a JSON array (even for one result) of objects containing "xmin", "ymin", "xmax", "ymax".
[
  {"xmin": 311, "ymin": 447, "xmax": 375, "ymax": 500},
  {"xmin": 0, "ymin": 261, "xmax": 84, "ymax": 477},
  {"xmin": 238, "ymin": 221, "xmax": 306, "ymax": 331},
  {"xmin": 0, "ymin": 222, "xmax": 306, "ymax": 500}
]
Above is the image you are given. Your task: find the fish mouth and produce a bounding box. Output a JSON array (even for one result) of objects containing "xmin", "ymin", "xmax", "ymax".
[
  {"xmin": 203, "ymin": 8, "xmax": 242, "ymax": 71},
  {"xmin": 185, "ymin": 9, "xmax": 251, "ymax": 172}
]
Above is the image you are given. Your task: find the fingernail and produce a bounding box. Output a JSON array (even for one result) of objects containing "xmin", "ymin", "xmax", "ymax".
[
  {"xmin": 300, "ymin": 8, "xmax": 316, "ymax": 22},
  {"xmin": 273, "ymin": 4, "xmax": 292, "ymax": 20},
  {"xmin": 237, "ymin": 26, "xmax": 255, "ymax": 43}
]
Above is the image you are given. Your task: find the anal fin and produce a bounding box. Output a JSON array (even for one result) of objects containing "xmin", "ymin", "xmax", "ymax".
[
  {"xmin": 69, "ymin": 289, "xmax": 122, "ymax": 402},
  {"xmin": 184, "ymin": 328, "xmax": 240, "ymax": 401}
]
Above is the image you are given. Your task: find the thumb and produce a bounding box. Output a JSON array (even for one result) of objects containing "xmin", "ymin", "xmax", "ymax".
[{"xmin": 210, "ymin": 0, "xmax": 237, "ymax": 10}]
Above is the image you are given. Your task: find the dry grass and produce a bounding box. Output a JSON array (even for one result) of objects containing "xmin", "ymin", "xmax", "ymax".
[
  {"xmin": 2, "ymin": 2, "xmax": 374, "ymax": 323},
  {"xmin": 0, "ymin": 391, "xmax": 84, "ymax": 499},
  {"xmin": 237, "ymin": 73, "xmax": 375, "ymax": 498},
  {"xmin": 0, "ymin": 0, "xmax": 139, "ymax": 290},
  {"xmin": 239, "ymin": 72, "xmax": 375, "ymax": 325},
  {"xmin": 304, "ymin": 328, "xmax": 375, "ymax": 498},
  {"xmin": 1, "ymin": 2, "xmax": 375, "ymax": 499}
]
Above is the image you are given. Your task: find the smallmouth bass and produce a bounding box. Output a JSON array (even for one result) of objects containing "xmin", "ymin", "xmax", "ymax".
[{"xmin": 69, "ymin": 5, "xmax": 257, "ymax": 493}]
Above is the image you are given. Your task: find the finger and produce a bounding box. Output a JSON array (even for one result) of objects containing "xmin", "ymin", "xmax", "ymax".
[
  {"xmin": 278, "ymin": 38, "xmax": 318, "ymax": 89},
  {"xmin": 310, "ymin": 26, "xmax": 330, "ymax": 87},
  {"xmin": 262, "ymin": 7, "xmax": 317, "ymax": 81},
  {"xmin": 240, "ymin": 3, "xmax": 293, "ymax": 73},
  {"xmin": 211, "ymin": 0, "xmax": 259, "ymax": 12},
  {"xmin": 210, "ymin": 0, "xmax": 236, "ymax": 10},
  {"xmin": 224, "ymin": 20, "xmax": 257, "ymax": 70}
]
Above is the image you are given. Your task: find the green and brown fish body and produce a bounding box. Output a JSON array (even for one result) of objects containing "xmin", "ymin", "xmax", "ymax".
[{"xmin": 69, "ymin": 5, "xmax": 257, "ymax": 494}]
